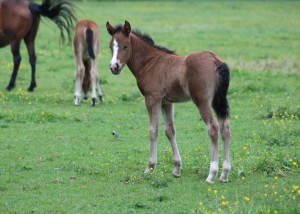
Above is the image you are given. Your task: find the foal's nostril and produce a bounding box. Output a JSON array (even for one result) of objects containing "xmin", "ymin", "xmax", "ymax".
[{"xmin": 116, "ymin": 63, "xmax": 119, "ymax": 70}]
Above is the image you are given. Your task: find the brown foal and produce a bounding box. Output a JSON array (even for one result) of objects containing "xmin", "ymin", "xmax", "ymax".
[
  {"xmin": 106, "ymin": 21, "xmax": 231, "ymax": 183},
  {"xmin": 73, "ymin": 20, "xmax": 103, "ymax": 106},
  {"xmin": 0, "ymin": 0, "xmax": 76, "ymax": 91}
]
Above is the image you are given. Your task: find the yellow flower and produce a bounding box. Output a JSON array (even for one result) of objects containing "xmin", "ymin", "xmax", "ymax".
[
  {"xmin": 91, "ymin": 152, "xmax": 93, "ymax": 155},
  {"xmin": 275, "ymin": 176, "xmax": 278, "ymax": 179},
  {"xmin": 244, "ymin": 197, "xmax": 250, "ymax": 201},
  {"xmin": 222, "ymin": 201, "xmax": 226, "ymax": 205},
  {"xmin": 265, "ymin": 184, "xmax": 268, "ymax": 187},
  {"xmin": 214, "ymin": 190, "xmax": 217, "ymax": 194},
  {"xmin": 208, "ymin": 188, "xmax": 211, "ymax": 191},
  {"xmin": 293, "ymin": 162, "xmax": 297, "ymax": 165},
  {"xmin": 222, "ymin": 195, "xmax": 225, "ymax": 199},
  {"xmin": 199, "ymin": 202, "xmax": 203, "ymax": 206},
  {"xmin": 235, "ymin": 201, "xmax": 238, "ymax": 205},
  {"xmin": 264, "ymin": 194, "xmax": 267, "ymax": 197}
]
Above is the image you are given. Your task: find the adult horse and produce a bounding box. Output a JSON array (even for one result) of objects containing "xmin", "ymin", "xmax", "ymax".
[
  {"xmin": 106, "ymin": 21, "xmax": 231, "ymax": 183},
  {"xmin": 0, "ymin": 0, "xmax": 77, "ymax": 91}
]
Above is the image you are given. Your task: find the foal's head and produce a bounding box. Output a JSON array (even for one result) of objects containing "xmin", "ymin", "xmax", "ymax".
[{"xmin": 106, "ymin": 21, "xmax": 131, "ymax": 75}]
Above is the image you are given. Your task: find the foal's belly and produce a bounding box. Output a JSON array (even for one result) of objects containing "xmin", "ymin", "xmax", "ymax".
[{"xmin": 161, "ymin": 82, "xmax": 191, "ymax": 103}]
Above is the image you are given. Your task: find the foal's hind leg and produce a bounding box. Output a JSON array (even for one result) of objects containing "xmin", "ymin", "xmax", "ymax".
[
  {"xmin": 196, "ymin": 103, "xmax": 220, "ymax": 184},
  {"xmin": 218, "ymin": 117, "xmax": 231, "ymax": 182},
  {"xmin": 90, "ymin": 58, "xmax": 103, "ymax": 106},
  {"xmin": 162, "ymin": 103, "xmax": 182, "ymax": 177},
  {"xmin": 6, "ymin": 40, "xmax": 21, "ymax": 91},
  {"xmin": 74, "ymin": 55, "xmax": 85, "ymax": 105}
]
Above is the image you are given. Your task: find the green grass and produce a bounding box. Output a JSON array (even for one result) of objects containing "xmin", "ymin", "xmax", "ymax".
[{"xmin": 0, "ymin": 1, "xmax": 300, "ymax": 213}]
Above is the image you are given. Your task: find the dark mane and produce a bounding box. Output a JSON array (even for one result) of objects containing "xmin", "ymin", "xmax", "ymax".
[
  {"xmin": 113, "ymin": 24, "xmax": 176, "ymax": 55},
  {"xmin": 132, "ymin": 29, "xmax": 176, "ymax": 54}
]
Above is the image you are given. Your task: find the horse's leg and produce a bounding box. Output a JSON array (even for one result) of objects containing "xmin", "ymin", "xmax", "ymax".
[
  {"xmin": 90, "ymin": 58, "xmax": 103, "ymax": 106},
  {"xmin": 24, "ymin": 19, "xmax": 40, "ymax": 92},
  {"xmin": 161, "ymin": 103, "xmax": 181, "ymax": 177},
  {"xmin": 82, "ymin": 60, "xmax": 91, "ymax": 100},
  {"xmin": 24, "ymin": 38, "xmax": 37, "ymax": 92},
  {"xmin": 6, "ymin": 40, "xmax": 21, "ymax": 91},
  {"xmin": 196, "ymin": 102, "xmax": 220, "ymax": 184},
  {"xmin": 218, "ymin": 117, "xmax": 231, "ymax": 182},
  {"xmin": 144, "ymin": 96, "xmax": 161, "ymax": 174},
  {"xmin": 93, "ymin": 44, "xmax": 103, "ymax": 102},
  {"xmin": 74, "ymin": 55, "xmax": 84, "ymax": 105}
]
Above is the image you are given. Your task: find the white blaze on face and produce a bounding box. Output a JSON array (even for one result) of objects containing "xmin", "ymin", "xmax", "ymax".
[{"xmin": 110, "ymin": 39, "xmax": 119, "ymax": 65}]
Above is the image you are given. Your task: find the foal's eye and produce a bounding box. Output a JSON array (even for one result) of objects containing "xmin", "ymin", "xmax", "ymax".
[{"xmin": 123, "ymin": 45, "xmax": 128, "ymax": 50}]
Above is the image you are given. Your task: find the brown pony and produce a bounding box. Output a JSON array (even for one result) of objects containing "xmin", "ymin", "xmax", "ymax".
[
  {"xmin": 0, "ymin": 0, "xmax": 77, "ymax": 91},
  {"xmin": 106, "ymin": 21, "xmax": 231, "ymax": 183},
  {"xmin": 73, "ymin": 20, "xmax": 103, "ymax": 106}
]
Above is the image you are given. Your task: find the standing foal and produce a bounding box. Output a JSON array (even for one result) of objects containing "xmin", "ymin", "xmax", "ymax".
[
  {"xmin": 73, "ymin": 20, "xmax": 103, "ymax": 106},
  {"xmin": 106, "ymin": 21, "xmax": 231, "ymax": 183}
]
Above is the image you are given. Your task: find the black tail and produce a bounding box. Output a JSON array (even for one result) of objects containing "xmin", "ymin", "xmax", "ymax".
[
  {"xmin": 85, "ymin": 29, "xmax": 95, "ymax": 60},
  {"xmin": 212, "ymin": 62, "xmax": 230, "ymax": 118},
  {"xmin": 29, "ymin": 0, "xmax": 77, "ymax": 44}
]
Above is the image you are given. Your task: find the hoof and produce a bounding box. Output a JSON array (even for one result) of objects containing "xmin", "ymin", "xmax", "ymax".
[
  {"xmin": 219, "ymin": 177, "xmax": 229, "ymax": 183},
  {"xmin": 172, "ymin": 172, "xmax": 181, "ymax": 178},
  {"xmin": 27, "ymin": 83, "xmax": 37, "ymax": 92},
  {"xmin": 74, "ymin": 98, "xmax": 80, "ymax": 106},
  {"xmin": 6, "ymin": 84, "xmax": 15, "ymax": 91},
  {"xmin": 144, "ymin": 166, "xmax": 155, "ymax": 175},
  {"xmin": 205, "ymin": 179, "xmax": 215, "ymax": 184},
  {"xmin": 99, "ymin": 95, "xmax": 104, "ymax": 102},
  {"xmin": 91, "ymin": 98, "xmax": 96, "ymax": 107}
]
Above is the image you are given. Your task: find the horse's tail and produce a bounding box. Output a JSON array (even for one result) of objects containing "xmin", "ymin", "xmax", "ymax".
[
  {"xmin": 85, "ymin": 28, "xmax": 95, "ymax": 60},
  {"xmin": 212, "ymin": 62, "xmax": 230, "ymax": 119},
  {"xmin": 28, "ymin": 0, "xmax": 77, "ymax": 44}
]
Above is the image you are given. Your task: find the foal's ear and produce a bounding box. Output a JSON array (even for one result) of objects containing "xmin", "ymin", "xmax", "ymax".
[
  {"xmin": 123, "ymin": 20, "xmax": 131, "ymax": 36},
  {"xmin": 106, "ymin": 22, "xmax": 115, "ymax": 36}
]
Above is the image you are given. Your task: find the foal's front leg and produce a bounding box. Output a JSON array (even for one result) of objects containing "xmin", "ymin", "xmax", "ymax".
[{"xmin": 144, "ymin": 96, "xmax": 161, "ymax": 175}]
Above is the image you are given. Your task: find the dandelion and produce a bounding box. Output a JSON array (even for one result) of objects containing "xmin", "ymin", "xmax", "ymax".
[
  {"xmin": 208, "ymin": 188, "xmax": 211, "ymax": 192},
  {"xmin": 265, "ymin": 184, "xmax": 268, "ymax": 187},
  {"xmin": 222, "ymin": 201, "xmax": 226, "ymax": 205},
  {"xmin": 265, "ymin": 194, "xmax": 267, "ymax": 197},
  {"xmin": 91, "ymin": 152, "xmax": 93, "ymax": 155},
  {"xmin": 222, "ymin": 195, "xmax": 225, "ymax": 199},
  {"xmin": 235, "ymin": 201, "xmax": 238, "ymax": 205},
  {"xmin": 199, "ymin": 202, "xmax": 203, "ymax": 206},
  {"xmin": 293, "ymin": 162, "xmax": 297, "ymax": 165},
  {"xmin": 244, "ymin": 197, "xmax": 250, "ymax": 201},
  {"xmin": 214, "ymin": 190, "xmax": 217, "ymax": 194}
]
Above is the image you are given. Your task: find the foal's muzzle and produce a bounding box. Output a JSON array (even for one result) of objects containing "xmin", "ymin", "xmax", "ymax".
[{"xmin": 109, "ymin": 63, "xmax": 122, "ymax": 75}]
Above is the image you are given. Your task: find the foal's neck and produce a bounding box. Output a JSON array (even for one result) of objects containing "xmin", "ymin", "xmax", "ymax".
[{"xmin": 126, "ymin": 34, "xmax": 165, "ymax": 78}]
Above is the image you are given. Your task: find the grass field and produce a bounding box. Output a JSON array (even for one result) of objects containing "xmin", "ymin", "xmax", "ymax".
[{"xmin": 0, "ymin": 1, "xmax": 300, "ymax": 213}]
